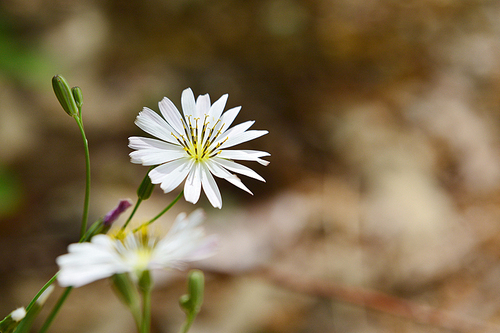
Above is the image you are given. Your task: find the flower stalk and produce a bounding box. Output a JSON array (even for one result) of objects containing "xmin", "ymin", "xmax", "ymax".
[
  {"xmin": 138, "ymin": 271, "xmax": 153, "ymax": 333},
  {"xmin": 51, "ymin": 75, "xmax": 91, "ymax": 238}
]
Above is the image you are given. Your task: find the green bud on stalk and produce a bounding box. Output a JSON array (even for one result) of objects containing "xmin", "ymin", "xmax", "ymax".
[
  {"xmin": 178, "ymin": 270, "xmax": 205, "ymax": 333},
  {"xmin": 180, "ymin": 269, "xmax": 205, "ymax": 314},
  {"xmin": 137, "ymin": 173, "xmax": 155, "ymax": 200},
  {"xmin": 52, "ymin": 75, "xmax": 78, "ymax": 117},
  {"xmin": 72, "ymin": 86, "xmax": 83, "ymax": 110}
]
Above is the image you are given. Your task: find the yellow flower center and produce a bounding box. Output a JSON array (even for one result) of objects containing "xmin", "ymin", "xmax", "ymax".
[
  {"xmin": 110, "ymin": 227, "xmax": 160, "ymax": 273},
  {"xmin": 133, "ymin": 247, "xmax": 153, "ymax": 272},
  {"xmin": 172, "ymin": 115, "xmax": 227, "ymax": 162}
]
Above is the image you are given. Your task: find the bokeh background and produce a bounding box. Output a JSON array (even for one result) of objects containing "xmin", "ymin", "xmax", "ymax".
[{"xmin": 2, "ymin": 0, "xmax": 500, "ymax": 332}]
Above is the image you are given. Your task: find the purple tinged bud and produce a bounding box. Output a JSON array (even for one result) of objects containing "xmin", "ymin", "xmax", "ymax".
[{"xmin": 103, "ymin": 199, "xmax": 133, "ymax": 226}]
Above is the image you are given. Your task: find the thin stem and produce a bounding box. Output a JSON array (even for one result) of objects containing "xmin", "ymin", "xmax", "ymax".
[
  {"xmin": 122, "ymin": 198, "xmax": 142, "ymax": 230},
  {"xmin": 38, "ymin": 287, "xmax": 73, "ymax": 333},
  {"xmin": 140, "ymin": 289, "xmax": 151, "ymax": 333},
  {"xmin": 74, "ymin": 116, "xmax": 91, "ymax": 238},
  {"xmin": 178, "ymin": 314, "xmax": 194, "ymax": 333},
  {"xmin": 25, "ymin": 273, "xmax": 58, "ymax": 312},
  {"xmin": 139, "ymin": 272, "xmax": 152, "ymax": 333},
  {"xmin": 133, "ymin": 191, "xmax": 183, "ymax": 232}
]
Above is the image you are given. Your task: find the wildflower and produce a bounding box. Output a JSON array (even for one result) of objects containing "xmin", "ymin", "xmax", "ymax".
[
  {"xmin": 56, "ymin": 209, "xmax": 216, "ymax": 288},
  {"xmin": 129, "ymin": 88, "xmax": 269, "ymax": 208}
]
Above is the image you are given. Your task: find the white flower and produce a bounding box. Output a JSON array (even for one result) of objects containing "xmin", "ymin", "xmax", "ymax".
[
  {"xmin": 129, "ymin": 88, "xmax": 269, "ymax": 208},
  {"xmin": 56, "ymin": 209, "xmax": 216, "ymax": 288}
]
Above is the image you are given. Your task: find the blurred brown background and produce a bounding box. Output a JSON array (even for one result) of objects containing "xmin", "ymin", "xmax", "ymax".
[{"xmin": 2, "ymin": 0, "xmax": 500, "ymax": 332}]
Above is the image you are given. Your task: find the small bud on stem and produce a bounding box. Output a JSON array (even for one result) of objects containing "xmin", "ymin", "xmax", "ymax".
[{"xmin": 52, "ymin": 75, "xmax": 79, "ymax": 117}]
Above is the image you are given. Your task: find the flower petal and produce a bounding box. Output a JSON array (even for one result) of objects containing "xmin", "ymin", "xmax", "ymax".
[
  {"xmin": 56, "ymin": 235, "xmax": 128, "ymax": 287},
  {"xmin": 212, "ymin": 157, "xmax": 266, "ymax": 182},
  {"xmin": 217, "ymin": 106, "xmax": 241, "ymax": 135},
  {"xmin": 217, "ymin": 150, "xmax": 270, "ymax": 166},
  {"xmin": 167, "ymin": 209, "xmax": 204, "ymax": 235},
  {"xmin": 218, "ymin": 130, "xmax": 269, "ymax": 150},
  {"xmin": 181, "ymin": 234, "xmax": 218, "ymax": 261},
  {"xmin": 159, "ymin": 97, "xmax": 185, "ymax": 136},
  {"xmin": 184, "ymin": 163, "xmax": 202, "ymax": 204},
  {"xmin": 205, "ymin": 160, "xmax": 252, "ymax": 194},
  {"xmin": 148, "ymin": 158, "xmax": 193, "ymax": 193},
  {"xmin": 154, "ymin": 209, "xmax": 214, "ymax": 266},
  {"xmin": 195, "ymin": 93, "xmax": 211, "ymax": 118},
  {"xmin": 208, "ymin": 120, "xmax": 254, "ymax": 151},
  {"xmin": 181, "ymin": 88, "xmax": 196, "ymax": 119},
  {"xmin": 58, "ymin": 264, "xmax": 125, "ymax": 288},
  {"xmin": 200, "ymin": 165, "xmax": 222, "ymax": 208},
  {"xmin": 129, "ymin": 137, "xmax": 186, "ymax": 165},
  {"xmin": 208, "ymin": 93, "xmax": 228, "ymax": 122},
  {"xmin": 220, "ymin": 120, "xmax": 254, "ymax": 138},
  {"xmin": 135, "ymin": 107, "xmax": 179, "ymax": 144}
]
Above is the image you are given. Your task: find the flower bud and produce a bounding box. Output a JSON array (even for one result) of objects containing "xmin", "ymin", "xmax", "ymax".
[
  {"xmin": 137, "ymin": 174, "xmax": 155, "ymax": 200},
  {"xmin": 179, "ymin": 269, "xmax": 205, "ymax": 314},
  {"xmin": 187, "ymin": 269, "xmax": 204, "ymax": 313},
  {"xmin": 72, "ymin": 86, "xmax": 83, "ymax": 110},
  {"xmin": 103, "ymin": 199, "xmax": 133, "ymax": 226},
  {"xmin": 52, "ymin": 75, "xmax": 78, "ymax": 117}
]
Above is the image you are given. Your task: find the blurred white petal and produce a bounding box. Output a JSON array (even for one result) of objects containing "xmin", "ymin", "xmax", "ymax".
[{"xmin": 56, "ymin": 210, "xmax": 216, "ymax": 288}]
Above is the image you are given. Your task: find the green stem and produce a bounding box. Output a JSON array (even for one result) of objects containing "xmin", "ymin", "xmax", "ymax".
[
  {"xmin": 178, "ymin": 314, "xmax": 194, "ymax": 333},
  {"xmin": 133, "ymin": 191, "xmax": 183, "ymax": 232},
  {"xmin": 122, "ymin": 198, "xmax": 142, "ymax": 230},
  {"xmin": 74, "ymin": 116, "xmax": 91, "ymax": 239},
  {"xmin": 139, "ymin": 272, "xmax": 152, "ymax": 333},
  {"xmin": 25, "ymin": 273, "xmax": 58, "ymax": 312},
  {"xmin": 140, "ymin": 289, "xmax": 151, "ymax": 333},
  {"xmin": 38, "ymin": 287, "xmax": 73, "ymax": 333}
]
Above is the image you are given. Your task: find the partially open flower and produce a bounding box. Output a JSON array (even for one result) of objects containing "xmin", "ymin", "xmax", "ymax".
[{"xmin": 56, "ymin": 209, "xmax": 217, "ymax": 288}]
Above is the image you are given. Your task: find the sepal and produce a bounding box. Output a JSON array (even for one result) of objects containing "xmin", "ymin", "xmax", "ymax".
[{"xmin": 137, "ymin": 173, "xmax": 154, "ymax": 200}]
